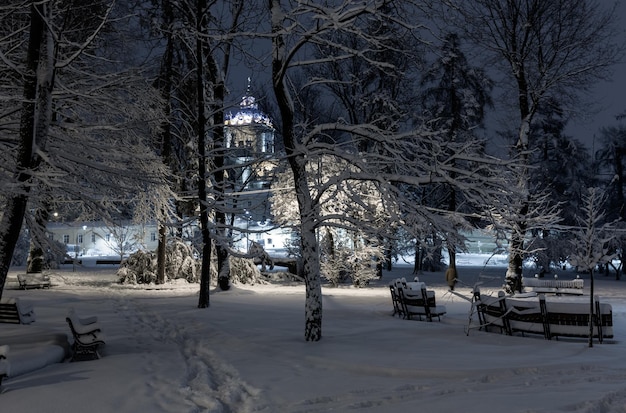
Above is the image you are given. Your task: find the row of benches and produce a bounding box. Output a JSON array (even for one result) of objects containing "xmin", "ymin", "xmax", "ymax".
[
  {"xmin": 389, "ymin": 278, "xmax": 447, "ymax": 322},
  {"xmin": 472, "ymin": 288, "xmax": 613, "ymax": 342}
]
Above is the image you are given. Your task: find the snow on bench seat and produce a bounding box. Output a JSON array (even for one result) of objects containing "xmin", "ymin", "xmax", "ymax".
[
  {"xmin": 522, "ymin": 276, "xmax": 584, "ymax": 295},
  {"xmin": 473, "ymin": 290, "xmax": 613, "ymax": 342}
]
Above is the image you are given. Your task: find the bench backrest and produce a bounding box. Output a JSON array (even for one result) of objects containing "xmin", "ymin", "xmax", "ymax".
[{"xmin": 0, "ymin": 302, "xmax": 21, "ymax": 324}]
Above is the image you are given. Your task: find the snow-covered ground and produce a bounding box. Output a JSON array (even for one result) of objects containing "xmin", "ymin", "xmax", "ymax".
[{"xmin": 2, "ymin": 254, "xmax": 626, "ymax": 413}]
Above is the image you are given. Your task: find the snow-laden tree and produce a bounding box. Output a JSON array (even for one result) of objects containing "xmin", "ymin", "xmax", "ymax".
[
  {"xmin": 0, "ymin": 1, "xmax": 173, "ymax": 299},
  {"xmin": 302, "ymin": 6, "xmax": 419, "ymax": 276},
  {"xmin": 568, "ymin": 187, "xmax": 617, "ymax": 348},
  {"xmin": 269, "ymin": 0, "xmax": 520, "ymax": 341},
  {"xmin": 271, "ymin": 155, "xmax": 388, "ymax": 287},
  {"xmin": 269, "ymin": 0, "xmax": 418, "ymax": 340},
  {"xmin": 444, "ymin": 0, "xmax": 623, "ymax": 293}
]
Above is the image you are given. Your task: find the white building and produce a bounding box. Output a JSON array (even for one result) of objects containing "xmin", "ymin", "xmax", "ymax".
[{"xmin": 47, "ymin": 221, "xmax": 160, "ymax": 258}]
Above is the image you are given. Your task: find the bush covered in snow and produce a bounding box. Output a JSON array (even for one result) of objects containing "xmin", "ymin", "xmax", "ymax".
[
  {"xmin": 321, "ymin": 247, "xmax": 380, "ymax": 287},
  {"xmin": 117, "ymin": 238, "xmax": 264, "ymax": 285},
  {"xmin": 117, "ymin": 239, "xmax": 202, "ymax": 284},
  {"xmin": 229, "ymin": 256, "xmax": 263, "ymax": 285}
]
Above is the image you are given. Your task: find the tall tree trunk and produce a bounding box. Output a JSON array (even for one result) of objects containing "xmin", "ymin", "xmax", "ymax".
[
  {"xmin": 156, "ymin": 1, "xmax": 175, "ymax": 285},
  {"xmin": 196, "ymin": 0, "xmax": 212, "ymax": 308},
  {"xmin": 0, "ymin": 3, "xmax": 47, "ymax": 299},
  {"xmin": 206, "ymin": 55, "xmax": 230, "ymax": 290},
  {"xmin": 413, "ymin": 241, "xmax": 422, "ymax": 275},
  {"xmin": 505, "ymin": 113, "xmax": 532, "ymax": 294},
  {"xmin": 157, "ymin": 219, "xmax": 167, "ymax": 284},
  {"xmin": 271, "ymin": 0, "xmax": 322, "ymax": 340},
  {"xmin": 207, "ymin": 1, "xmax": 242, "ymax": 290}
]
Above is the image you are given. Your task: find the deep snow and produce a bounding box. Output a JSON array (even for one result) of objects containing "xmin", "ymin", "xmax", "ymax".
[{"xmin": 2, "ymin": 255, "xmax": 626, "ymax": 413}]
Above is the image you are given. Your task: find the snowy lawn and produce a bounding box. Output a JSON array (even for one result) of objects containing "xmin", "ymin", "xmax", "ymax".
[{"xmin": 2, "ymin": 262, "xmax": 626, "ymax": 413}]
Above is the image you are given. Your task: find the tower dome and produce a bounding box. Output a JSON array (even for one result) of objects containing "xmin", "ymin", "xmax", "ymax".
[{"xmin": 225, "ymin": 78, "xmax": 273, "ymax": 128}]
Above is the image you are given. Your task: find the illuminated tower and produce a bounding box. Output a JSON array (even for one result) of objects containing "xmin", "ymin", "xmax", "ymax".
[{"xmin": 224, "ymin": 81, "xmax": 275, "ymax": 191}]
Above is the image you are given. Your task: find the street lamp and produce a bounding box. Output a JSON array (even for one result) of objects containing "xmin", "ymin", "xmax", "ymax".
[{"xmin": 244, "ymin": 210, "xmax": 251, "ymax": 251}]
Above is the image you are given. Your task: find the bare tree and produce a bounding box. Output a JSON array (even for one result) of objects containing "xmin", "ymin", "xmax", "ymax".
[
  {"xmin": 568, "ymin": 187, "xmax": 617, "ymax": 347},
  {"xmin": 446, "ymin": 0, "xmax": 623, "ymax": 292}
]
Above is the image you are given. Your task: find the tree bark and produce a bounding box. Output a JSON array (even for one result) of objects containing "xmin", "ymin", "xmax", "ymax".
[
  {"xmin": 206, "ymin": 54, "xmax": 230, "ymax": 291},
  {"xmin": 156, "ymin": 1, "xmax": 174, "ymax": 286},
  {"xmin": 196, "ymin": 0, "xmax": 212, "ymax": 308},
  {"xmin": 0, "ymin": 2, "xmax": 46, "ymax": 298}
]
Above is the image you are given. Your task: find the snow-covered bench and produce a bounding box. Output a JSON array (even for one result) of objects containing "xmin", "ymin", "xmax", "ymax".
[
  {"xmin": 473, "ymin": 289, "xmax": 613, "ymax": 342},
  {"xmin": 0, "ymin": 345, "xmax": 9, "ymax": 387},
  {"xmin": 17, "ymin": 273, "xmax": 51, "ymax": 289},
  {"xmin": 0, "ymin": 297, "xmax": 36, "ymax": 324},
  {"xmin": 522, "ymin": 275, "xmax": 583, "ymax": 295},
  {"xmin": 66, "ymin": 309, "xmax": 105, "ymax": 361},
  {"xmin": 391, "ymin": 278, "xmax": 446, "ymax": 322}
]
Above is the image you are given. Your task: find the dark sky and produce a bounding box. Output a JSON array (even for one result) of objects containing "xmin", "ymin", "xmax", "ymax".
[{"xmin": 565, "ymin": 65, "xmax": 626, "ymax": 149}]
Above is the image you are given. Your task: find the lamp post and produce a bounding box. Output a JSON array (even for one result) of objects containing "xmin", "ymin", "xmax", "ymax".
[{"xmin": 244, "ymin": 210, "xmax": 251, "ymax": 252}]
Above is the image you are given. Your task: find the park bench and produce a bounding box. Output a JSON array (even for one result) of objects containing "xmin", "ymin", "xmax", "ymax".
[
  {"xmin": 473, "ymin": 289, "xmax": 613, "ymax": 343},
  {"xmin": 522, "ymin": 275, "xmax": 584, "ymax": 295},
  {"xmin": 66, "ymin": 309, "xmax": 105, "ymax": 361},
  {"xmin": 17, "ymin": 273, "xmax": 51, "ymax": 289},
  {"xmin": 0, "ymin": 297, "xmax": 36, "ymax": 324},
  {"xmin": 95, "ymin": 259, "xmax": 121, "ymax": 265},
  {"xmin": 392, "ymin": 278, "xmax": 446, "ymax": 322},
  {"xmin": 0, "ymin": 345, "xmax": 9, "ymax": 387}
]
